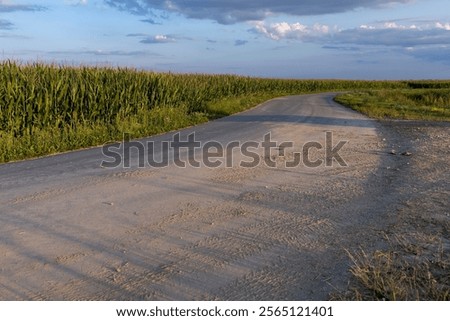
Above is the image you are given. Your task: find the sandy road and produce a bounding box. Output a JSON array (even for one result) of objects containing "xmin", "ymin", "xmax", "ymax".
[{"xmin": 0, "ymin": 93, "xmax": 426, "ymax": 300}]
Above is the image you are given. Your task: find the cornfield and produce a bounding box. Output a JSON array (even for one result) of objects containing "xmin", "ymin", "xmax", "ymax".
[{"xmin": 0, "ymin": 60, "xmax": 447, "ymax": 163}]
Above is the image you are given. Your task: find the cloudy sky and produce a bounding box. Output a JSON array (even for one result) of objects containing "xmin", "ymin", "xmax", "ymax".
[{"xmin": 1, "ymin": 0, "xmax": 450, "ymax": 79}]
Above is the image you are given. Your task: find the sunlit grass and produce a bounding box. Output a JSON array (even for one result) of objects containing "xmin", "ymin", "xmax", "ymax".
[{"xmin": 334, "ymin": 88, "xmax": 450, "ymax": 121}]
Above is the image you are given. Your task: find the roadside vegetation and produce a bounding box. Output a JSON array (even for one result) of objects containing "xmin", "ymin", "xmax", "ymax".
[
  {"xmin": 0, "ymin": 61, "xmax": 449, "ymax": 164},
  {"xmin": 334, "ymin": 85, "xmax": 450, "ymax": 121}
]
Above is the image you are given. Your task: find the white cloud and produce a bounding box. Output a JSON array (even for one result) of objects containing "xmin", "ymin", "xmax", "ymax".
[
  {"xmin": 250, "ymin": 19, "xmax": 450, "ymax": 65},
  {"xmin": 435, "ymin": 22, "xmax": 450, "ymax": 30},
  {"xmin": 360, "ymin": 25, "xmax": 375, "ymax": 30},
  {"xmin": 155, "ymin": 35, "xmax": 171, "ymax": 41},
  {"xmin": 384, "ymin": 22, "xmax": 400, "ymax": 29},
  {"xmin": 127, "ymin": 32, "xmax": 191, "ymax": 44},
  {"xmin": 251, "ymin": 21, "xmax": 330, "ymax": 41},
  {"xmin": 334, "ymin": 22, "xmax": 450, "ymax": 47},
  {"xmin": 381, "ymin": 22, "xmax": 419, "ymax": 30},
  {"xmin": 140, "ymin": 34, "xmax": 176, "ymax": 44},
  {"xmin": 253, "ymin": 20, "xmax": 450, "ymax": 48}
]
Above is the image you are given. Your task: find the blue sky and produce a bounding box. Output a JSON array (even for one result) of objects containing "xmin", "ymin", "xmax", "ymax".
[{"xmin": 1, "ymin": 0, "xmax": 450, "ymax": 79}]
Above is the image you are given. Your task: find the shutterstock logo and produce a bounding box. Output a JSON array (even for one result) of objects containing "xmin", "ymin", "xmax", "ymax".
[{"xmin": 101, "ymin": 131, "xmax": 348, "ymax": 169}]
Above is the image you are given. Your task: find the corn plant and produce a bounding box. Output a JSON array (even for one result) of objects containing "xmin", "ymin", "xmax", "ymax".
[{"xmin": 1, "ymin": 60, "xmax": 447, "ymax": 163}]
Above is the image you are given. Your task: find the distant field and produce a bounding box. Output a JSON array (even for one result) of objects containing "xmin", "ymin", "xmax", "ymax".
[{"xmin": 0, "ymin": 61, "xmax": 449, "ymax": 163}]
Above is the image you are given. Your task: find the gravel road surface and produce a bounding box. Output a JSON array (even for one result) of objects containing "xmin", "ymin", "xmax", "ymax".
[{"xmin": 1, "ymin": 93, "xmax": 448, "ymax": 300}]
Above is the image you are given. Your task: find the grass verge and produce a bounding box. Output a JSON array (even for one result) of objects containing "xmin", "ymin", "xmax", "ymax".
[{"xmin": 334, "ymin": 89, "xmax": 450, "ymax": 121}]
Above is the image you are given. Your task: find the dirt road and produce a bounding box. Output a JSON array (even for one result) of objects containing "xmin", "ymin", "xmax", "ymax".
[{"xmin": 1, "ymin": 93, "xmax": 448, "ymax": 300}]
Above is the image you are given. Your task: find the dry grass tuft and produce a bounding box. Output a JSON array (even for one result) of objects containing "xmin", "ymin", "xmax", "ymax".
[{"xmin": 339, "ymin": 235, "xmax": 449, "ymax": 301}]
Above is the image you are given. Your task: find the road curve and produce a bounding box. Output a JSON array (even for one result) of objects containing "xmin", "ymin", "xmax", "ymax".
[{"xmin": 0, "ymin": 93, "xmax": 399, "ymax": 300}]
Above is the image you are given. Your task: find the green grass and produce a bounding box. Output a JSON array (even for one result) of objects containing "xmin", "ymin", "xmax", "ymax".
[
  {"xmin": 334, "ymin": 88, "xmax": 450, "ymax": 121},
  {"xmin": 1, "ymin": 60, "xmax": 449, "ymax": 163},
  {"xmin": 205, "ymin": 92, "xmax": 286, "ymax": 118}
]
